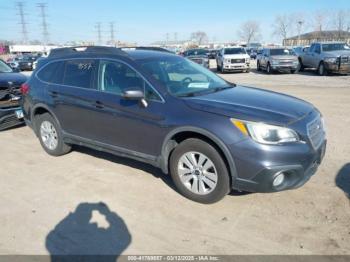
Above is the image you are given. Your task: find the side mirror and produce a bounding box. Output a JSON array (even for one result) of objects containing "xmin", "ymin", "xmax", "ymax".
[
  {"xmin": 122, "ymin": 89, "xmax": 144, "ymax": 100},
  {"xmin": 122, "ymin": 89, "xmax": 148, "ymax": 107}
]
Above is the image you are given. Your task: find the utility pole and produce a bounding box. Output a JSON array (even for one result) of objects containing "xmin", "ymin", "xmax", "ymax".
[
  {"xmin": 16, "ymin": 2, "xmax": 28, "ymax": 44},
  {"xmin": 297, "ymin": 20, "xmax": 304, "ymax": 46},
  {"xmin": 95, "ymin": 22, "xmax": 102, "ymax": 45},
  {"xmin": 37, "ymin": 3, "xmax": 49, "ymax": 45},
  {"xmin": 110, "ymin": 22, "xmax": 115, "ymax": 46}
]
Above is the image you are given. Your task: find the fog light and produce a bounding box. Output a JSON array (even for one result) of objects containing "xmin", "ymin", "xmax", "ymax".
[{"xmin": 273, "ymin": 173, "xmax": 285, "ymax": 187}]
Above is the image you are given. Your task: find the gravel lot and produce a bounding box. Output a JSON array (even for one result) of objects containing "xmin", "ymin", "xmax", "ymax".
[{"xmin": 0, "ymin": 62, "xmax": 349, "ymax": 255}]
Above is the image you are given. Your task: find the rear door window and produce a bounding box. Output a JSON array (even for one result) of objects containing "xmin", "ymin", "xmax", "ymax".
[{"xmin": 63, "ymin": 59, "xmax": 96, "ymax": 89}]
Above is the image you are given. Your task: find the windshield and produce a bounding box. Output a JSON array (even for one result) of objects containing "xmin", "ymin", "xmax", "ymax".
[
  {"xmin": 270, "ymin": 49, "xmax": 295, "ymax": 56},
  {"xmin": 224, "ymin": 48, "xmax": 246, "ymax": 55},
  {"xmin": 0, "ymin": 60, "xmax": 13, "ymax": 73},
  {"xmin": 140, "ymin": 56, "xmax": 233, "ymax": 97},
  {"xmin": 322, "ymin": 43, "xmax": 350, "ymax": 52},
  {"xmin": 185, "ymin": 49, "xmax": 208, "ymax": 56}
]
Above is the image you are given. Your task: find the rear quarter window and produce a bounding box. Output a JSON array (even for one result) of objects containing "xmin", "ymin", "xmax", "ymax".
[{"xmin": 37, "ymin": 61, "xmax": 64, "ymax": 84}]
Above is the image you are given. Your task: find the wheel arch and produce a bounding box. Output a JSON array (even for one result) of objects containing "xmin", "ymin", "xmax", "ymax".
[
  {"xmin": 31, "ymin": 103, "xmax": 62, "ymax": 135},
  {"xmin": 160, "ymin": 127, "xmax": 238, "ymax": 187}
]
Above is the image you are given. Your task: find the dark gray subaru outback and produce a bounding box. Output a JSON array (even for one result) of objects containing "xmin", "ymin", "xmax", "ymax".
[{"xmin": 22, "ymin": 46, "xmax": 327, "ymax": 203}]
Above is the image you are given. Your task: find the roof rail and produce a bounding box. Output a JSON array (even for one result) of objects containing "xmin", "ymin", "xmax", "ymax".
[
  {"xmin": 121, "ymin": 46, "xmax": 173, "ymax": 53},
  {"xmin": 49, "ymin": 46, "xmax": 127, "ymax": 58}
]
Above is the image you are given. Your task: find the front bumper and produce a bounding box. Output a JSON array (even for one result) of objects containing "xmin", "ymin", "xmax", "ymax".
[
  {"xmin": 233, "ymin": 141, "xmax": 326, "ymax": 193},
  {"xmin": 325, "ymin": 62, "xmax": 350, "ymax": 74},
  {"xmin": 223, "ymin": 63, "xmax": 250, "ymax": 71},
  {"xmin": 271, "ymin": 64, "xmax": 298, "ymax": 72},
  {"xmin": 0, "ymin": 107, "xmax": 24, "ymax": 131}
]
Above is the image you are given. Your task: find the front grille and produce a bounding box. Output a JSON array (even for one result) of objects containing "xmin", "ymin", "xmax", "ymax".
[
  {"xmin": 279, "ymin": 60, "xmax": 294, "ymax": 65},
  {"xmin": 231, "ymin": 59, "xmax": 245, "ymax": 64},
  {"xmin": 307, "ymin": 116, "xmax": 325, "ymax": 149},
  {"xmin": 340, "ymin": 56, "xmax": 350, "ymax": 64}
]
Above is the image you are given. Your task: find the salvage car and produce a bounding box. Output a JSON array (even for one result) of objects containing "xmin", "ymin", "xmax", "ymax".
[
  {"xmin": 216, "ymin": 47, "xmax": 250, "ymax": 73},
  {"xmin": 0, "ymin": 59, "xmax": 27, "ymax": 130},
  {"xmin": 257, "ymin": 48, "xmax": 299, "ymax": 74},
  {"xmin": 182, "ymin": 48, "xmax": 209, "ymax": 68},
  {"xmin": 298, "ymin": 42, "xmax": 350, "ymax": 75},
  {"xmin": 22, "ymin": 46, "xmax": 326, "ymax": 203}
]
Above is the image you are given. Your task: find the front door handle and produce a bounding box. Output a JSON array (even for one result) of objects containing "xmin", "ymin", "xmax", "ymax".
[{"xmin": 93, "ymin": 101, "xmax": 104, "ymax": 109}]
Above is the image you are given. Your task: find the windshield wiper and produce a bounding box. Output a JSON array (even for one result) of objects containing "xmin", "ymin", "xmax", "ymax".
[{"xmin": 177, "ymin": 85, "xmax": 234, "ymax": 98}]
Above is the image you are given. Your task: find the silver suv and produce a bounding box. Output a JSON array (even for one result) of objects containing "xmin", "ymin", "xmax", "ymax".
[
  {"xmin": 298, "ymin": 42, "xmax": 350, "ymax": 75},
  {"xmin": 257, "ymin": 48, "xmax": 298, "ymax": 74}
]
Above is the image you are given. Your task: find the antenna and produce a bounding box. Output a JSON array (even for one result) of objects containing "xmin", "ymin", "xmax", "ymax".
[
  {"xmin": 16, "ymin": 2, "xmax": 28, "ymax": 44},
  {"xmin": 37, "ymin": 3, "xmax": 49, "ymax": 45}
]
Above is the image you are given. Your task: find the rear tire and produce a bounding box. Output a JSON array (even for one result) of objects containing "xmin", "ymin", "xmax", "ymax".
[
  {"xmin": 36, "ymin": 113, "xmax": 71, "ymax": 156},
  {"xmin": 169, "ymin": 138, "xmax": 231, "ymax": 204},
  {"xmin": 291, "ymin": 70, "xmax": 296, "ymax": 74}
]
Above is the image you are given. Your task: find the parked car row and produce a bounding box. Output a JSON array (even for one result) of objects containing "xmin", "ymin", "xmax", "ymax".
[
  {"xmin": 256, "ymin": 42, "xmax": 350, "ymax": 75},
  {"xmin": 6, "ymin": 53, "xmax": 42, "ymax": 71}
]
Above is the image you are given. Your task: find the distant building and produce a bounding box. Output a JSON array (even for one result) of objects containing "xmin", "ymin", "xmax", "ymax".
[{"xmin": 283, "ymin": 30, "xmax": 350, "ymax": 46}]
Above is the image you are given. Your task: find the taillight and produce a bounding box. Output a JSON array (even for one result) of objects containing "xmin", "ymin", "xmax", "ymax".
[{"xmin": 20, "ymin": 83, "xmax": 30, "ymax": 95}]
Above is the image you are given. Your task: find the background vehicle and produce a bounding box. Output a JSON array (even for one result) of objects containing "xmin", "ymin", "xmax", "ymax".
[
  {"xmin": 293, "ymin": 46, "xmax": 309, "ymax": 57},
  {"xmin": 22, "ymin": 46, "xmax": 326, "ymax": 204},
  {"xmin": 0, "ymin": 59, "xmax": 27, "ymax": 130},
  {"xmin": 216, "ymin": 47, "xmax": 250, "ymax": 73},
  {"xmin": 17, "ymin": 56, "xmax": 36, "ymax": 71},
  {"xmin": 208, "ymin": 49, "xmax": 219, "ymax": 59},
  {"xmin": 182, "ymin": 48, "xmax": 210, "ymax": 68},
  {"xmin": 257, "ymin": 48, "xmax": 298, "ymax": 74},
  {"xmin": 298, "ymin": 42, "xmax": 350, "ymax": 75}
]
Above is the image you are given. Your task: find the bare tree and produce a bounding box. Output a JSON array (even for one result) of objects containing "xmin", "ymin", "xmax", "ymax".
[
  {"xmin": 237, "ymin": 20, "xmax": 261, "ymax": 44},
  {"xmin": 272, "ymin": 15, "xmax": 293, "ymax": 41},
  {"xmin": 332, "ymin": 10, "xmax": 350, "ymax": 33},
  {"xmin": 190, "ymin": 31, "xmax": 208, "ymax": 45},
  {"xmin": 313, "ymin": 10, "xmax": 329, "ymax": 31}
]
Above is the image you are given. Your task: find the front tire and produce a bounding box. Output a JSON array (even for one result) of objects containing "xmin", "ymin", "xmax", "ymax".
[
  {"xmin": 169, "ymin": 138, "xmax": 231, "ymax": 204},
  {"xmin": 36, "ymin": 113, "xmax": 71, "ymax": 156},
  {"xmin": 266, "ymin": 63, "xmax": 272, "ymax": 74},
  {"xmin": 318, "ymin": 62, "xmax": 327, "ymax": 76}
]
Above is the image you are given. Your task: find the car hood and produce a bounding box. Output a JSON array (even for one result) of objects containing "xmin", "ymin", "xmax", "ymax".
[
  {"xmin": 223, "ymin": 54, "xmax": 249, "ymax": 59},
  {"xmin": 323, "ymin": 50, "xmax": 350, "ymax": 57},
  {"xmin": 0, "ymin": 72, "xmax": 27, "ymax": 87},
  {"xmin": 184, "ymin": 85, "xmax": 314, "ymax": 126},
  {"xmin": 270, "ymin": 55, "xmax": 297, "ymax": 60}
]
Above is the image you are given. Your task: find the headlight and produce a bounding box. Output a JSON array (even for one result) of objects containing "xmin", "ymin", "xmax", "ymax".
[
  {"xmin": 324, "ymin": 57, "xmax": 338, "ymax": 64},
  {"xmin": 224, "ymin": 59, "xmax": 231, "ymax": 63},
  {"xmin": 231, "ymin": 119, "xmax": 300, "ymax": 144},
  {"xmin": 271, "ymin": 60, "xmax": 279, "ymax": 65},
  {"xmin": 246, "ymin": 58, "xmax": 250, "ymax": 63}
]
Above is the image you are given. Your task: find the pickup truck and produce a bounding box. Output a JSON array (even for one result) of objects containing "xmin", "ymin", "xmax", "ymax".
[{"xmin": 298, "ymin": 42, "xmax": 350, "ymax": 75}]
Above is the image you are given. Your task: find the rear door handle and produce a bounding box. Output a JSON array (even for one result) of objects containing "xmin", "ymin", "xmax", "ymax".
[
  {"xmin": 93, "ymin": 101, "xmax": 104, "ymax": 109},
  {"xmin": 49, "ymin": 91, "xmax": 58, "ymax": 98}
]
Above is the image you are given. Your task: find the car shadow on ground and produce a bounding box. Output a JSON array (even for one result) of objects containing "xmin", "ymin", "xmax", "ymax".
[
  {"xmin": 335, "ymin": 163, "xmax": 350, "ymax": 199},
  {"xmin": 74, "ymin": 146, "xmax": 177, "ymax": 192},
  {"xmin": 46, "ymin": 202, "xmax": 131, "ymax": 261}
]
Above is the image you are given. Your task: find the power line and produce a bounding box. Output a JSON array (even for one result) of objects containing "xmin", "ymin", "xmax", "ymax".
[
  {"xmin": 37, "ymin": 3, "xmax": 49, "ymax": 45},
  {"xmin": 16, "ymin": 2, "xmax": 28, "ymax": 44}
]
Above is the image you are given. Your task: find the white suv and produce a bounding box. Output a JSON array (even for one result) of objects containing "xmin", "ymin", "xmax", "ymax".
[{"xmin": 216, "ymin": 47, "xmax": 250, "ymax": 73}]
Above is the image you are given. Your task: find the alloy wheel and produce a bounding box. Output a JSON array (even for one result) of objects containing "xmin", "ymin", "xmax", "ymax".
[
  {"xmin": 177, "ymin": 151, "xmax": 218, "ymax": 195},
  {"xmin": 40, "ymin": 120, "xmax": 58, "ymax": 150}
]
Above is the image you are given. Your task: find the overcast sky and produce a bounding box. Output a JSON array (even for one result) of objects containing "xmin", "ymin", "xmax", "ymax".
[{"xmin": 0, "ymin": 0, "xmax": 349, "ymax": 44}]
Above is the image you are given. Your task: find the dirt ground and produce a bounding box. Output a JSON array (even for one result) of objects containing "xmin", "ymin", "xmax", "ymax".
[{"xmin": 0, "ymin": 62, "xmax": 349, "ymax": 255}]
